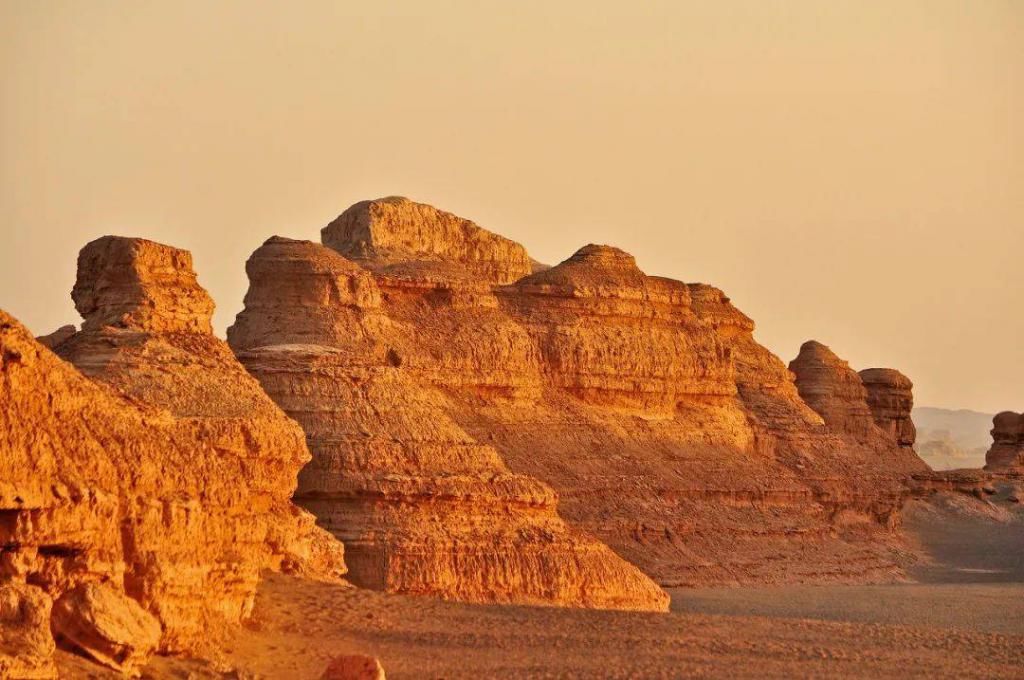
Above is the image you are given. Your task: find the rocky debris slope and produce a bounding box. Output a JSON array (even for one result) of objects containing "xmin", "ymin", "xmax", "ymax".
[
  {"xmin": 985, "ymin": 411, "xmax": 1024, "ymax": 473},
  {"xmin": 229, "ymin": 236, "xmax": 668, "ymax": 611},
  {"xmin": 231, "ymin": 198, "xmax": 928, "ymax": 588},
  {"xmin": 0, "ymin": 236, "xmax": 345, "ymax": 670}
]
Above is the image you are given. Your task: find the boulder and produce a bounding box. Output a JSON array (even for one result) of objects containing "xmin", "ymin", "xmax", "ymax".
[
  {"xmin": 50, "ymin": 583, "xmax": 160, "ymax": 676},
  {"xmin": 320, "ymin": 654, "xmax": 386, "ymax": 680}
]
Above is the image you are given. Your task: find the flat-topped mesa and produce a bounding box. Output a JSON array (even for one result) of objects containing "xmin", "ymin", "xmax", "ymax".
[
  {"xmin": 789, "ymin": 341, "xmax": 878, "ymax": 439},
  {"xmin": 985, "ymin": 411, "xmax": 1024, "ymax": 473},
  {"xmin": 227, "ymin": 237, "xmax": 669, "ymax": 612},
  {"xmin": 859, "ymin": 368, "xmax": 916, "ymax": 448},
  {"xmin": 322, "ymin": 197, "xmax": 533, "ymax": 286},
  {"xmin": 72, "ymin": 236, "xmax": 215, "ymax": 333}
]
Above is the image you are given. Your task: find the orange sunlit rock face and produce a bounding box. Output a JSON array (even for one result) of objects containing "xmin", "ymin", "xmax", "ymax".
[
  {"xmin": 229, "ymin": 235, "xmax": 669, "ymax": 611},
  {"xmin": 230, "ymin": 198, "xmax": 929, "ymax": 591},
  {"xmin": 0, "ymin": 237, "xmax": 345, "ymax": 664}
]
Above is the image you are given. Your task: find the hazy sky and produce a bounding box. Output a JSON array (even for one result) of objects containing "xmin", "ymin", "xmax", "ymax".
[{"xmin": 2, "ymin": 1, "xmax": 1020, "ymax": 413}]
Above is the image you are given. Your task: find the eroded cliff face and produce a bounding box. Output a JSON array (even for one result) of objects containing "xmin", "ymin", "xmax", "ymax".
[
  {"xmin": 859, "ymin": 368, "xmax": 916, "ymax": 448},
  {"xmin": 0, "ymin": 237, "xmax": 345, "ymax": 665},
  {"xmin": 790, "ymin": 341, "xmax": 878, "ymax": 439},
  {"xmin": 228, "ymin": 236, "xmax": 668, "ymax": 611},
  {"xmin": 985, "ymin": 411, "xmax": 1024, "ymax": 473},
  {"xmin": 230, "ymin": 197, "xmax": 928, "ymax": 588}
]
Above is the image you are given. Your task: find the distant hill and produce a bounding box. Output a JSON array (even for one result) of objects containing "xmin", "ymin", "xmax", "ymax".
[{"xmin": 912, "ymin": 407, "xmax": 994, "ymax": 470}]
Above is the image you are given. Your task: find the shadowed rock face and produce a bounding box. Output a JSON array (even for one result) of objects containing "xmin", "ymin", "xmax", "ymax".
[
  {"xmin": 985, "ymin": 411, "xmax": 1024, "ymax": 472},
  {"xmin": 0, "ymin": 237, "xmax": 345, "ymax": 661},
  {"xmin": 790, "ymin": 341, "xmax": 878, "ymax": 439},
  {"xmin": 859, "ymin": 368, "xmax": 916, "ymax": 448},
  {"xmin": 229, "ymin": 236, "xmax": 668, "ymax": 611},
  {"xmin": 231, "ymin": 198, "xmax": 928, "ymax": 590}
]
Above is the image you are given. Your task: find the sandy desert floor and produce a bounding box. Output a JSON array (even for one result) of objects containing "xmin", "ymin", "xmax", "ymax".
[
  {"xmin": 55, "ymin": 493, "xmax": 1024, "ymax": 679},
  {"xmin": 675, "ymin": 492, "xmax": 1024, "ymax": 636}
]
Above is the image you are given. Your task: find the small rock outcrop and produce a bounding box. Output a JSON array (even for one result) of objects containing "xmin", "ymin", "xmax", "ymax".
[
  {"xmin": 859, "ymin": 368, "xmax": 916, "ymax": 448},
  {"xmin": 229, "ymin": 236, "xmax": 668, "ymax": 611},
  {"xmin": 985, "ymin": 411, "xmax": 1024, "ymax": 472},
  {"xmin": 50, "ymin": 583, "xmax": 161, "ymax": 676},
  {"xmin": 71, "ymin": 236, "xmax": 215, "ymax": 333},
  {"xmin": 0, "ymin": 236, "xmax": 346, "ymax": 668}
]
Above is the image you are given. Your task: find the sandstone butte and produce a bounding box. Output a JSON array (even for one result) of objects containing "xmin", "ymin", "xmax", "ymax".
[
  {"xmin": 227, "ymin": 196, "xmax": 930, "ymax": 592},
  {"xmin": 985, "ymin": 411, "xmax": 1024, "ymax": 473},
  {"xmin": 0, "ymin": 236, "xmax": 346, "ymax": 676}
]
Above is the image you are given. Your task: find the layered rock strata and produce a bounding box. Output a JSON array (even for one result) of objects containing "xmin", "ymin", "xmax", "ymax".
[
  {"xmin": 229, "ymin": 236, "xmax": 668, "ymax": 610},
  {"xmin": 789, "ymin": 341, "xmax": 878, "ymax": 439},
  {"xmin": 0, "ymin": 236, "xmax": 345, "ymax": 664},
  {"xmin": 231, "ymin": 197, "xmax": 928, "ymax": 588},
  {"xmin": 322, "ymin": 196, "xmax": 533, "ymax": 285},
  {"xmin": 985, "ymin": 411, "xmax": 1024, "ymax": 473},
  {"xmin": 859, "ymin": 369, "xmax": 916, "ymax": 448}
]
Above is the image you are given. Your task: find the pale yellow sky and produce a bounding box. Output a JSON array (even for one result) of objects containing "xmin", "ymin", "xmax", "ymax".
[{"xmin": 1, "ymin": 1, "xmax": 1020, "ymax": 413}]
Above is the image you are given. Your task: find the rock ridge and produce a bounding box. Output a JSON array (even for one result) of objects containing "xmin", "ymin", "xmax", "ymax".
[
  {"xmin": 231, "ymin": 198, "xmax": 929, "ymax": 589},
  {"xmin": 229, "ymin": 235, "xmax": 669, "ymax": 611}
]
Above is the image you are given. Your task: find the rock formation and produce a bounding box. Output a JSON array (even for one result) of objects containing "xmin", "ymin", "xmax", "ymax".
[
  {"xmin": 50, "ymin": 583, "xmax": 161, "ymax": 676},
  {"xmin": 790, "ymin": 341, "xmax": 878, "ymax": 439},
  {"xmin": 228, "ymin": 236, "xmax": 669, "ymax": 611},
  {"xmin": 322, "ymin": 196, "xmax": 534, "ymax": 285},
  {"xmin": 230, "ymin": 198, "xmax": 928, "ymax": 589},
  {"xmin": 0, "ymin": 582, "xmax": 56, "ymax": 679},
  {"xmin": 984, "ymin": 411, "xmax": 1024, "ymax": 472},
  {"xmin": 71, "ymin": 235, "xmax": 214, "ymax": 333},
  {"xmin": 0, "ymin": 236, "xmax": 345, "ymax": 669},
  {"xmin": 35, "ymin": 324, "xmax": 76, "ymax": 349},
  {"xmin": 859, "ymin": 369, "xmax": 916, "ymax": 448}
]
